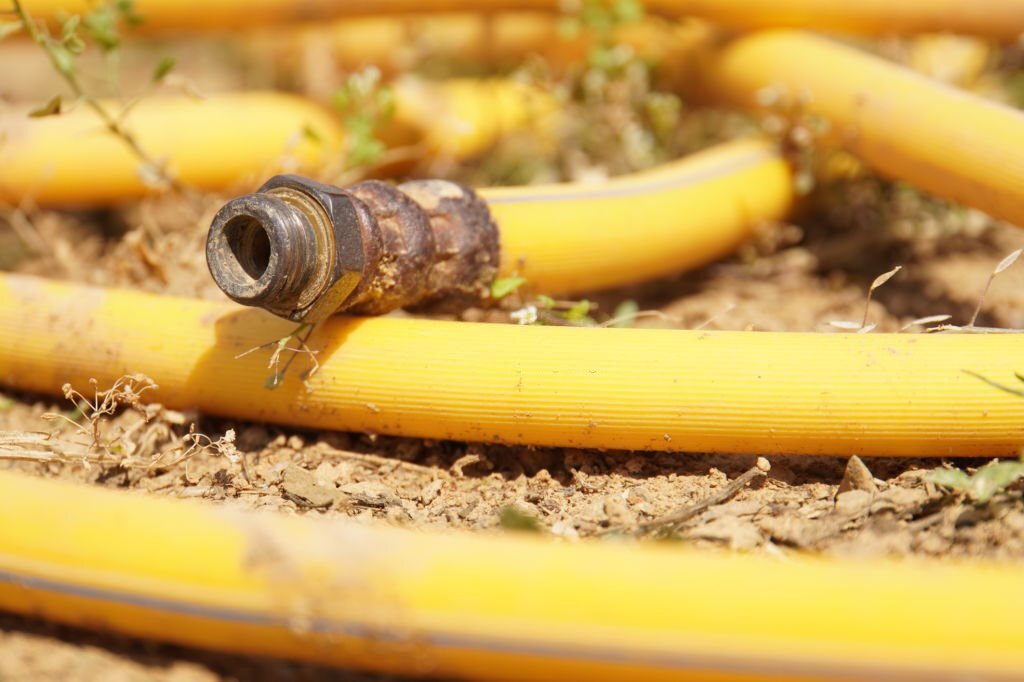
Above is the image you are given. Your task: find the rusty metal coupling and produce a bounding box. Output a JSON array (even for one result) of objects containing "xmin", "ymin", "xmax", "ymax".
[{"xmin": 206, "ymin": 175, "xmax": 500, "ymax": 322}]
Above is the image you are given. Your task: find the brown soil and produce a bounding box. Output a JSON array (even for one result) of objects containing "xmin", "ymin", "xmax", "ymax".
[{"xmin": 3, "ymin": 24, "xmax": 1024, "ymax": 682}]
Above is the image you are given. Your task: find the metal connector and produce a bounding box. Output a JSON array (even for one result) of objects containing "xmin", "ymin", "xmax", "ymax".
[{"xmin": 206, "ymin": 175, "xmax": 500, "ymax": 322}]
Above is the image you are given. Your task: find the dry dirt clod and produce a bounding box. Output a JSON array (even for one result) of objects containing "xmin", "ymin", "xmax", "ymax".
[
  {"xmin": 687, "ymin": 517, "xmax": 764, "ymax": 550},
  {"xmin": 338, "ymin": 481, "xmax": 398, "ymax": 508},
  {"xmin": 603, "ymin": 496, "xmax": 632, "ymax": 525},
  {"xmin": 835, "ymin": 489, "xmax": 874, "ymax": 516},
  {"xmin": 838, "ymin": 455, "xmax": 878, "ymax": 495},
  {"xmin": 418, "ymin": 478, "xmax": 445, "ymax": 504},
  {"xmin": 280, "ymin": 464, "xmax": 337, "ymax": 509}
]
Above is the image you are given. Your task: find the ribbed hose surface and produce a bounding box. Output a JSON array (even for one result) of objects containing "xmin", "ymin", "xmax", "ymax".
[
  {"xmin": 2, "ymin": 470, "xmax": 1024, "ymax": 680},
  {"xmin": 1, "ymin": 274, "xmax": 1022, "ymax": 456}
]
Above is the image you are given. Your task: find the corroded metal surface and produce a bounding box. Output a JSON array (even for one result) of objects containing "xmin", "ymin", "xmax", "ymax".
[
  {"xmin": 206, "ymin": 175, "xmax": 499, "ymax": 322},
  {"xmin": 398, "ymin": 179, "xmax": 500, "ymax": 311}
]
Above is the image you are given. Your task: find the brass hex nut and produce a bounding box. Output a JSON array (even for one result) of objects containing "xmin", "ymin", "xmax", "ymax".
[{"xmin": 257, "ymin": 174, "xmax": 383, "ymax": 322}]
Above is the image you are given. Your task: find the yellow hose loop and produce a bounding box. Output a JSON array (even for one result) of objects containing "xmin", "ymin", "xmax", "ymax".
[
  {"xmin": 700, "ymin": 30, "xmax": 1024, "ymax": 227},
  {"xmin": 390, "ymin": 77, "xmax": 561, "ymax": 160},
  {"xmin": 0, "ymin": 92, "xmax": 344, "ymax": 206},
  {"xmin": 486, "ymin": 139, "xmax": 793, "ymax": 294},
  {"xmin": 0, "ymin": 74, "xmax": 793, "ymax": 291},
  {"xmin": 0, "ymin": 83, "xmax": 560, "ymax": 208},
  {"xmin": 662, "ymin": 0, "xmax": 1024, "ymax": 40},
  {"xmin": 2, "ymin": 470, "xmax": 1024, "ymax": 680},
  {"xmin": 2, "ymin": 273, "xmax": 1023, "ymax": 457},
  {"xmin": 20, "ymin": 0, "xmax": 1024, "ymax": 38}
]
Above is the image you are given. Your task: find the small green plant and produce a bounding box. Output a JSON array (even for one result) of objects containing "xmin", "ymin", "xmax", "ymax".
[
  {"xmin": 9, "ymin": 0, "xmax": 179, "ymax": 189},
  {"xmin": 547, "ymin": 296, "xmax": 595, "ymax": 325},
  {"xmin": 464, "ymin": 0, "xmax": 683, "ymax": 186},
  {"xmin": 931, "ymin": 366, "xmax": 1024, "ymax": 503},
  {"xmin": 489, "ymin": 275, "xmax": 527, "ymax": 300},
  {"xmin": 235, "ymin": 321, "xmax": 320, "ymax": 390},
  {"xmin": 928, "ymin": 459, "xmax": 1024, "ymax": 503},
  {"xmin": 965, "ymin": 370, "xmax": 1024, "ymax": 399},
  {"xmin": 557, "ymin": 0, "xmax": 682, "ymax": 171},
  {"xmin": 331, "ymin": 66, "xmax": 396, "ymax": 169},
  {"xmin": 558, "ymin": 0, "xmax": 644, "ymax": 72},
  {"xmin": 608, "ymin": 299, "xmax": 639, "ymax": 327},
  {"xmin": 511, "ymin": 295, "xmax": 596, "ymax": 326}
]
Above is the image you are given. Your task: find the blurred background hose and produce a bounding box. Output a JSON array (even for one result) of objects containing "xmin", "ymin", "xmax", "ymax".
[
  {"xmin": 700, "ymin": 30, "xmax": 1024, "ymax": 227},
  {"xmin": 19, "ymin": 0, "xmax": 1024, "ymax": 38}
]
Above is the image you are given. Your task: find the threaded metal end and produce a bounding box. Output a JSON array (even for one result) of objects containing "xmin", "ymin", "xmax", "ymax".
[
  {"xmin": 207, "ymin": 174, "xmax": 499, "ymax": 321},
  {"xmin": 206, "ymin": 193, "xmax": 316, "ymax": 310}
]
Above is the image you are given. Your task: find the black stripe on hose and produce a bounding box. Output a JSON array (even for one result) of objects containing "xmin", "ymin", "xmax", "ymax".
[
  {"xmin": 0, "ymin": 566, "xmax": 1006, "ymax": 682},
  {"xmin": 483, "ymin": 145, "xmax": 778, "ymax": 205}
]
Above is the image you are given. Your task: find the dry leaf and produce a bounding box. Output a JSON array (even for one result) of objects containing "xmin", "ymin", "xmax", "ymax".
[
  {"xmin": 994, "ymin": 248, "xmax": 1022, "ymax": 275},
  {"xmin": 869, "ymin": 265, "xmax": 902, "ymax": 292}
]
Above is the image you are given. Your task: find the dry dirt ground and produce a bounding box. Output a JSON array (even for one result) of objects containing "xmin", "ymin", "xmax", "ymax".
[{"xmin": 3, "ymin": 26, "xmax": 1024, "ymax": 682}]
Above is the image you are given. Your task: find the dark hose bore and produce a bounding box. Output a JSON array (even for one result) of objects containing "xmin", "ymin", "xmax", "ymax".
[{"xmin": 207, "ymin": 175, "xmax": 500, "ymax": 322}]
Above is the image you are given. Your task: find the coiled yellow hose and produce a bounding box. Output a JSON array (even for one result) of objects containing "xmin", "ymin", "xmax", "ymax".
[
  {"xmin": 5, "ymin": 10, "xmax": 1024, "ymax": 679},
  {"xmin": 0, "ymin": 87, "xmax": 794, "ymax": 296},
  {"xmin": 487, "ymin": 139, "xmax": 791, "ymax": 294},
  {"xmin": 701, "ymin": 30, "xmax": 1024, "ymax": 227},
  {"xmin": 2, "ymin": 273, "xmax": 1022, "ymax": 457},
  {"xmin": 21, "ymin": 0, "xmax": 1024, "ymax": 38}
]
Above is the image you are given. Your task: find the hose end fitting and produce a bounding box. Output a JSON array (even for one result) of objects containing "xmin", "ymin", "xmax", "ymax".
[
  {"xmin": 207, "ymin": 175, "xmax": 499, "ymax": 322},
  {"xmin": 207, "ymin": 175, "xmax": 379, "ymax": 322}
]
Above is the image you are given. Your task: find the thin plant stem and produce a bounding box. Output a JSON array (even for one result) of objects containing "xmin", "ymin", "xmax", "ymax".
[{"xmin": 10, "ymin": 0, "xmax": 181, "ymax": 191}]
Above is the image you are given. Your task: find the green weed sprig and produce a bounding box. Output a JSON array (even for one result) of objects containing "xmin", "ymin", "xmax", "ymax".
[
  {"xmin": 331, "ymin": 67, "xmax": 396, "ymax": 169},
  {"xmin": 9, "ymin": 0, "xmax": 179, "ymax": 190}
]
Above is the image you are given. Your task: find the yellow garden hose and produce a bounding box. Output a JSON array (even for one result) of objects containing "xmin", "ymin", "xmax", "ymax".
[
  {"xmin": 486, "ymin": 139, "xmax": 790, "ymax": 294},
  {"xmin": 20, "ymin": 0, "xmax": 1024, "ymax": 38},
  {"xmin": 662, "ymin": 0, "xmax": 1024, "ymax": 39},
  {"xmin": 6, "ymin": 6, "xmax": 1024, "ymax": 681},
  {"xmin": 0, "ymin": 83, "xmax": 795, "ymax": 296},
  {"xmin": 3, "ymin": 469, "xmax": 1024, "ymax": 681},
  {"xmin": 2, "ymin": 273, "xmax": 1023, "ymax": 457},
  {"xmin": 0, "ymin": 82, "xmax": 558, "ymax": 206},
  {"xmin": 700, "ymin": 30, "xmax": 1024, "ymax": 228},
  {"xmin": 0, "ymin": 92, "xmax": 343, "ymax": 206}
]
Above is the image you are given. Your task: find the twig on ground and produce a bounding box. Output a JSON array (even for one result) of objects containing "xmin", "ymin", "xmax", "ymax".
[
  {"xmin": 235, "ymin": 321, "xmax": 321, "ymax": 388},
  {"xmin": 599, "ymin": 457, "xmax": 771, "ymax": 537}
]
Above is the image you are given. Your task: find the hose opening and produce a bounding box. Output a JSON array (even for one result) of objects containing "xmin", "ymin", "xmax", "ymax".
[{"xmin": 223, "ymin": 215, "xmax": 271, "ymax": 282}]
